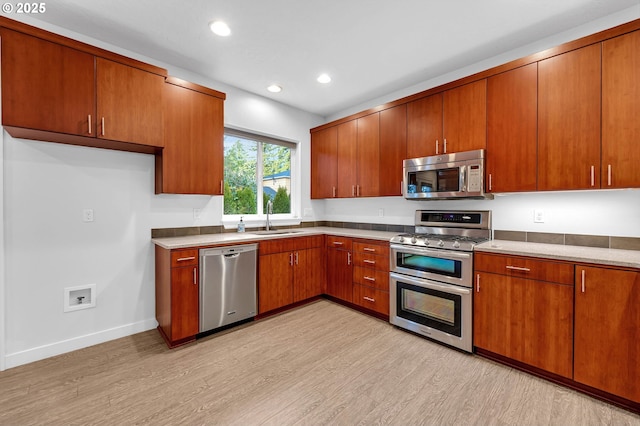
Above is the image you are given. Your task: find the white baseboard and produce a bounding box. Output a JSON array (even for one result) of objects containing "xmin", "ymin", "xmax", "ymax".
[{"xmin": 3, "ymin": 318, "xmax": 158, "ymax": 370}]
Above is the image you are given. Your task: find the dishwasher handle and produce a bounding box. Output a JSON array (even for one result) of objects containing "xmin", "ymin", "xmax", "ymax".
[
  {"xmin": 224, "ymin": 253, "xmax": 241, "ymax": 259},
  {"xmin": 200, "ymin": 243, "xmax": 258, "ymax": 258}
]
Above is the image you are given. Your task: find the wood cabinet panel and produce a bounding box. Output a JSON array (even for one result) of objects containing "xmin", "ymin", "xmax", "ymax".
[
  {"xmin": 474, "ymin": 271, "xmax": 573, "ymax": 378},
  {"xmin": 336, "ymin": 120, "xmax": 358, "ymax": 198},
  {"xmin": 96, "ymin": 57, "xmax": 164, "ymax": 147},
  {"xmin": 1, "ymin": 28, "xmax": 95, "ymax": 136},
  {"xmin": 356, "ymin": 113, "xmax": 380, "ymax": 197},
  {"xmin": 310, "ymin": 126, "xmax": 338, "ymax": 198},
  {"xmin": 474, "ymin": 253, "xmax": 574, "ymax": 285},
  {"xmin": 293, "ymin": 247, "xmax": 326, "ymax": 302},
  {"xmin": 353, "ymin": 252, "xmax": 388, "ymax": 272},
  {"xmin": 353, "ymin": 284, "xmax": 389, "ymax": 316},
  {"xmin": 379, "ymin": 105, "xmax": 407, "ymax": 196},
  {"xmin": 443, "ymin": 80, "xmax": 487, "ymax": 153},
  {"xmin": 327, "ymin": 236, "xmax": 352, "ymax": 250},
  {"xmin": 602, "ymin": 30, "xmax": 640, "ymax": 189},
  {"xmin": 170, "ymin": 265, "xmax": 199, "ymax": 342},
  {"xmin": 407, "ymin": 93, "xmax": 442, "ymax": 158},
  {"xmin": 353, "ymin": 266, "xmax": 388, "ymax": 291},
  {"xmin": 353, "ymin": 240, "xmax": 389, "ymax": 258},
  {"xmin": 538, "ymin": 44, "xmax": 601, "ymax": 190},
  {"xmin": 258, "ymin": 251, "xmax": 294, "ymax": 313},
  {"xmin": 170, "ymin": 249, "xmax": 198, "ymax": 268},
  {"xmin": 487, "ymin": 63, "xmax": 538, "ymax": 192},
  {"xmin": 574, "ymin": 266, "xmax": 640, "ymax": 402},
  {"xmin": 326, "ymin": 247, "xmax": 353, "ymax": 302},
  {"xmin": 158, "ymin": 80, "xmax": 224, "ymax": 194}
]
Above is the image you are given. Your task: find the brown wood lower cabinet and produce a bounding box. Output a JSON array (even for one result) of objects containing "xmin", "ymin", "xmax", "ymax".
[
  {"xmin": 155, "ymin": 247, "xmax": 199, "ymax": 348},
  {"xmin": 258, "ymin": 236, "xmax": 325, "ymax": 314},
  {"xmin": 574, "ymin": 265, "xmax": 640, "ymax": 403},
  {"xmin": 351, "ymin": 239, "xmax": 390, "ymax": 317},
  {"xmin": 326, "ymin": 236, "xmax": 353, "ymax": 302},
  {"xmin": 474, "ymin": 253, "xmax": 574, "ymax": 378}
]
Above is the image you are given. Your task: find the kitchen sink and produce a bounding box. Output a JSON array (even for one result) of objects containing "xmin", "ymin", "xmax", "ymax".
[{"xmin": 249, "ymin": 229, "xmax": 305, "ymax": 235}]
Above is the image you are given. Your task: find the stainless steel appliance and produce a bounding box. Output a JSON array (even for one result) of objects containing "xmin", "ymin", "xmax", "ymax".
[
  {"xmin": 199, "ymin": 243, "xmax": 258, "ymax": 333},
  {"xmin": 403, "ymin": 149, "xmax": 492, "ymax": 200},
  {"xmin": 390, "ymin": 210, "xmax": 491, "ymax": 352}
]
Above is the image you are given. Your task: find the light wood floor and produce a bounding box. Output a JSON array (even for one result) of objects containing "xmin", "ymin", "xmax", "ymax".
[{"xmin": 1, "ymin": 300, "xmax": 638, "ymax": 425}]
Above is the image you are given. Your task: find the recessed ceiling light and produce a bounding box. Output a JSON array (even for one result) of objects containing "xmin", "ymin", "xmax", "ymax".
[
  {"xmin": 209, "ymin": 21, "xmax": 231, "ymax": 37},
  {"xmin": 267, "ymin": 84, "xmax": 282, "ymax": 93},
  {"xmin": 317, "ymin": 73, "xmax": 331, "ymax": 84}
]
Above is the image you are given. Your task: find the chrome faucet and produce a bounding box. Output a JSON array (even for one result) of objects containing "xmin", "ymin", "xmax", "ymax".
[{"xmin": 266, "ymin": 199, "xmax": 273, "ymax": 230}]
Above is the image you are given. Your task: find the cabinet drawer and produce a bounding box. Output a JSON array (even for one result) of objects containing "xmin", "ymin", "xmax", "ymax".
[
  {"xmin": 327, "ymin": 235, "xmax": 352, "ymax": 250},
  {"xmin": 475, "ymin": 253, "xmax": 574, "ymax": 285},
  {"xmin": 353, "ymin": 284, "xmax": 389, "ymax": 316},
  {"xmin": 260, "ymin": 235, "xmax": 324, "ymax": 255},
  {"xmin": 171, "ymin": 249, "xmax": 198, "ymax": 267},
  {"xmin": 353, "ymin": 266, "xmax": 389, "ymax": 290},
  {"xmin": 353, "ymin": 240, "xmax": 389, "ymax": 257},
  {"xmin": 353, "ymin": 252, "xmax": 389, "ymax": 271}
]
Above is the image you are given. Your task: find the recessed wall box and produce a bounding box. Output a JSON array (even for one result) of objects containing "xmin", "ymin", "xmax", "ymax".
[{"xmin": 64, "ymin": 284, "xmax": 96, "ymax": 312}]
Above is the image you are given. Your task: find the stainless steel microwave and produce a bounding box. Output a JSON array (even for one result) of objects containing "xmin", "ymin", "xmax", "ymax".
[{"xmin": 403, "ymin": 149, "xmax": 493, "ymax": 200}]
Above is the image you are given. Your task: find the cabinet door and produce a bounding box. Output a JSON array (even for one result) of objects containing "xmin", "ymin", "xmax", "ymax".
[
  {"xmin": 96, "ymin": 58, "xmax": 164, "ymax": 147},
  {"xmin": 310, "ymin": 126, "xmax": 338, "ymax": 199},
  {"xmin": 326, "ymin": 248, "xmax": 353, "ymax": 302},
  {"xmin": 574, "ymin": 266, "xmax": 640, "ymax": 402},
  {"xmin": 538, "ymin": 45, "xmax": 601, "ymax": 190},
  {"xmin": 474, "ymin": 272, "xmax": 573, "ymax": 378},
  {"xmin": 293, "ymin": 247, "xmax": 326, "ymax": 302},
  {"xmin": 356, "ymin": 113, "xmax": 380, "ymax": 197},
  {"xmin": 487, "ymin": 64, "xmax": 538, "ymax": 192},
  {"xmin": 170, "ymin": 266, "xmax": 199, "ymax": 341},
  {"xmin": 258, "ymin": 252, "xmax": 293, "ymax": 313},
  {"xmin": 602, "ymin": 30, "xmax": 640, "ymax": 189},
  {"xmin": 1, "ymin": 29, "xmax": 95, "ymax": 136},
  {"xmin": 443, "ymin": 80, "xmax": 487, "ymax": 153},
  {"xmin": 406, "ymin": 93, "xmax": 442, "ymax": 158},
  {"xmin": 336, "ymin": 120, "xmax": 357, "ymax": 197},
  {"xmin": 379, "ymin": 105, "xmax": 407, "ymax": 196},
  {"xmin": 160, "ymin": 82, "xmax": 224, "ymax": 194}
]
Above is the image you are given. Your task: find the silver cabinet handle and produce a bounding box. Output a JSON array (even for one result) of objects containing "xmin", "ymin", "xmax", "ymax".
[
  {"xmin": 88, "ymin": 115, "xmax": 92, "ymax": 135},
  {"xmin": 351, "ymin": 185, "xmax": 355, "ymax": 197},
  {"xmin": 356, "ymin": 185, "xmax": 361, "ymax": 197},
  {"xmin": 506, "ymin": 265, "xmax": 531, "ymax": 272},
  {"xmin": 443, "ymin": 138, "xmax": 447, "ymax": 153},
  {"xmin": 177, "ymin": 256, "xmax": 196, "ymax": 262},
  {"xmin": 363, "ymin": 296, "xmax": 375, "ymax": 302},
  {"xmin": 435, "ymin": 139, "xmax": 439, "ymax": 155},
  {"xmin": 363, "ymin": 247, "xmax": 376, "ymax": 252},
  {"xmin": 489, "ymin": 173, "xmax": 492, "ymax": 191},
  {"xmin": 289, "ymin": 252, "xmax": 294, "ymax": 266},
  {"xmin": 220, "ymin": 181, "xmax": 224, "ymax": 194},
  {"xmin": 363, "ymin": 259, "xmax": 376, "ymax": 264},
  {"xmin": 193, "ymin": 267, "xmax": 197, "ymax": 285},
  {"xmin": 590, "ymin": 165, "xmax": 595, "ymax": 187},
  {"xmin": 101, "ymin": 117, "xmax": 105, "ymax": 136},
  {"xmin": 476, "ymin": 274, "xmax": 480, "ymax": 292},
  {"xmin": 607, "ymin": 165, "xmax": 612, "ymax": 186},
  {"xmin": 364, "ymin": 276, "xmax": 376, "ymax": 282},
  {"xmin": 347, "ymin": 252, "xmax": 352, "ymax": 265},
  {"xmin": 332, "ymin": 241, "xmax": 343, "ymax": 246},
  {"xmin": 295, "ymin": 251, "xmax": 299, "ymax": 265},
  {"xmin": 332, "ymin": 186, "xmax": 336, "ymax": 198},
  {"xmin": 581, "ymin": 269, "xmax": 586, "ymax": 293}
]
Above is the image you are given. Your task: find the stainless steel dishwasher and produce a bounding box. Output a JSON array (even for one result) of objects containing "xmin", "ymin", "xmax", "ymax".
[{"xmin": 199, "ymin": 243, "xmax": 258, "ymax": 333}]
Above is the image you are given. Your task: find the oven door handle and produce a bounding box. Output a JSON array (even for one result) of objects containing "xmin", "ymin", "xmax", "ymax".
[
  {"xmin": 390, "ymin": 272, "xmax": 472, "ymax": 296},
  {"xmin": 390, "ymin": 244, "xmax": 472, "ymax": 260}
]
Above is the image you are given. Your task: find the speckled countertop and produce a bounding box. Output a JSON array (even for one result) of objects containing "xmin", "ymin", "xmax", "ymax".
[
  {"xmin": 475, "ymin": 240, "xmax": 640, "ymax": 269},
  {"xmin": 151, "ymin": 226, "xmax": 397, "ymax": 250}
]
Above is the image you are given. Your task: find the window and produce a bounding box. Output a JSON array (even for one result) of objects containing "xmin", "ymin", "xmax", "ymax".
[{"xmin": 223, "ymin": 129, "xmax": 296, "ymax": 219}]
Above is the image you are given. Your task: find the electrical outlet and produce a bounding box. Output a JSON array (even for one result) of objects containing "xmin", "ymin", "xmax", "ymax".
[
  {"xmin": 534, "ymin": 209, "xmax": 545, "ymax": 223},
  {"xmin": 193, "ymin": 209, "xmax": 202, "ymax": 220},
  {"xmin": 82, "ymin": 209, "xmax": 94, "ymax": 222},
  {"xmin": 378, "ymin": 208, "xmax": 384, "ymax": 217}
]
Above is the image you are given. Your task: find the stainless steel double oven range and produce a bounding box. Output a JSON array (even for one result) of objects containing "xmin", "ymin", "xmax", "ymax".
[{"xmin": 389, "ymin": 210, "xmax": 491, "ymax": 352}]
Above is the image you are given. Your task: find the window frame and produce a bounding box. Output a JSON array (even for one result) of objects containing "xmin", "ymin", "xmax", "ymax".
[{"xmin": 222, "ymin": 127, "xmax": 300, "ymax": 229}]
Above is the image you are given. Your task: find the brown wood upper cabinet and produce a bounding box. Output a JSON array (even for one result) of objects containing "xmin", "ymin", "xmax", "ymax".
[
  {"xmin": 356, "ymin": 113, "xmax": 380, "ymax": 197},
  {"xmin": 538, "ymin": 44, "xmax": 601, "ymax": 191},
  {"xmin": 602, "ymin": 30, "xmax": 640, "ymax": 189},
  {"xmin": 157, "ymin": 78, "xmax": 225, "ymax": 195},
  {"xmin": 486, "ymin": 64, "xmax": 538, "ymax": 193},
  {"xmin": 406, "ymin": 80, "xmax": 486, "ymax": 158},
  {"xmin": 378, "ymin": 105, "xmax": 407, "ymax": 196},
  {"xmin": 1, "ymin": 28, "xmax": 164, "ymax": 151},
  {"xmin": 310, "ymin": 126, "xmax": 338, "ymax": 199}
]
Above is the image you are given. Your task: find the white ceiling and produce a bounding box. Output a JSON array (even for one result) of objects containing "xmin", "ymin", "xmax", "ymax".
[{"xmin": 24, "ymin": 0, "xmax": 640, "ymax": 117}]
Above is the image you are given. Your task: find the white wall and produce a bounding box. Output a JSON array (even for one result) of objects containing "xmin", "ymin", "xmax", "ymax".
[{"xmin": 1, "ymin": 16, "xmax": 323, "ymax": 369}]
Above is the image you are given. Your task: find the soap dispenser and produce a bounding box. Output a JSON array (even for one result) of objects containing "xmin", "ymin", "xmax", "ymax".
[{"xmin": 237, "ymin": 216, "xmax": 245, "ymax": 233}]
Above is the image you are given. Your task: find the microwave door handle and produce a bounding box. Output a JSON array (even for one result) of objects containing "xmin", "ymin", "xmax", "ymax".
[{"xmin": 459, "ymin": 165, "xmax": 466, "ymax": 192}]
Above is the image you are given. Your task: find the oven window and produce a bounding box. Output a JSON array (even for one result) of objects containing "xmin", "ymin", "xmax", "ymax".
[
  {"xmin": 396, "ymin": 281, "xmax": 462, "ymax": 337},
  {"xmin": 396, "ymin": 253, "xmax": 462, "ymax": 278}
]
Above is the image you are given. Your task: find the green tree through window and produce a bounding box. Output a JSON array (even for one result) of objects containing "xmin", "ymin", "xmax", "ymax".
[{"xmin": 224, "ymin": 131, "xmax": 293, "ymax": 216}]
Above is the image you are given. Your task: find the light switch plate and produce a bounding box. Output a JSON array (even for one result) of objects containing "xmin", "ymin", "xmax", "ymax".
[{"xmin": 534, "ymin": 209, "xmax": 545, "ymax": 223}]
